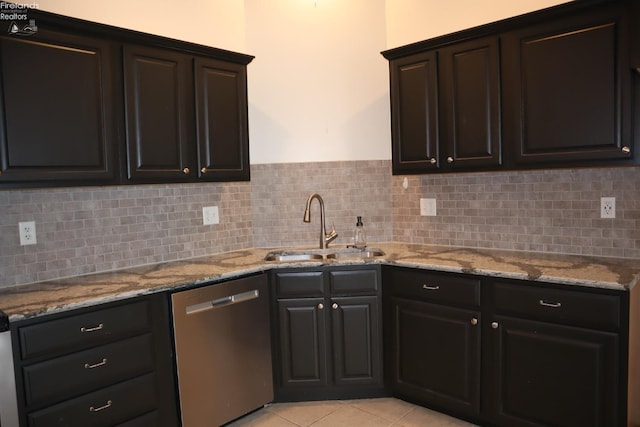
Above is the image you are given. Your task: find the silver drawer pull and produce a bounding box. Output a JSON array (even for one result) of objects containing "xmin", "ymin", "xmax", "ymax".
[
  {"xmin": 89, "ymin": 400, "xmax": 112, "ymax": 412},
  {"xmin": 539, "ymin": 300, "xmax": 561, "ymax": 308},
  {"xmin": 84, "ymin": 358, "xmax": 108, "ymax": 369},
  {"xmin": 80, "ymin": 323, "xmax": 104, "ymax": 333},
  {"xmin": 422, "ymin": 284, "xmax": 440, "ymax": 290}
]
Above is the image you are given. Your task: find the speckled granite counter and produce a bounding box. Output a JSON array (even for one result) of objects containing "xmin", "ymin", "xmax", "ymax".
[{"xmin": 1, "ymin": 243, "xmax": 639, "ymax": 322}]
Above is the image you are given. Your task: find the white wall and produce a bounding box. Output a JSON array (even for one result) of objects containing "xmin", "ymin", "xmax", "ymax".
[{"xmin": 245, "ymin": 0, "xmax": 390, "ymax": 164}]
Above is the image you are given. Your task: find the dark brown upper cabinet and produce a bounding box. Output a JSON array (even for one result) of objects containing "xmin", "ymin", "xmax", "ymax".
[
  {"xmin": 502, "ymin": 2, "xmax": 633, "ymax": 166},
  {"xmin": 386, "ymin": 36, "xmax": 501, "ymax": 175},
  {"xmin": 439, "ymin": 36, "xmax": 501, "ymax": 169},
  {"xmin": 0, "ymin": 29, "xmax": 119, "ymax": 186},
  {"xmin": 0, "ymin": 8, "xmax": 253, "ymax": 189},
  {"xmin": 388, "ymin": 51, "xmax": 439, "ymax": 173},
  {"xmin": 124, "ymin": 46, "xmax": 194, "ymax": 182},
  {"xmin": 194, "ymin": 58, "xmax": 250, "ymax": 181},
  {"xmin": 383, "ymin": 0, "xmax": 637, "ymax": 174},
  {"xmin": 124, "ymin": 49, "xmax": 251, "ymax": 184}
]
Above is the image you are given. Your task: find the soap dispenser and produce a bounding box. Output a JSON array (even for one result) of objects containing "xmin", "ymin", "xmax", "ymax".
[{"xmin": 353, "ymin": 216, "xmax": 366, "ymax": 249}]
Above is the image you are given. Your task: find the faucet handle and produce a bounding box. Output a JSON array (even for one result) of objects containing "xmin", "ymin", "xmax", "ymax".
[{"xmin": 325, "ymin": 223, "xmax": 338, "ymax": 244}]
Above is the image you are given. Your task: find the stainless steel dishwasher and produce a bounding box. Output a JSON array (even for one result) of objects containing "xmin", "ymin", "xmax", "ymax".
[{"xmin": 171, "ymin": 274, "xmax": 273, "ymax": 427}]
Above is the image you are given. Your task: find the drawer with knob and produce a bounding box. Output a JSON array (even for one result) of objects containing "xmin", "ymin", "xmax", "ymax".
[
  {"xmin": 386, "ymin": 268, "xmax": 480, "ymax": 307},
  {"xmin": 491, "ymin": 280, "xmax": 621, "ymax": 330},
  {"xmin": 18, "ymin": 301, "xmax": 151, "ymax": 360},
  {"xmin": 23, "ymin": 334, "xmax": 154, "ymax": 408}
]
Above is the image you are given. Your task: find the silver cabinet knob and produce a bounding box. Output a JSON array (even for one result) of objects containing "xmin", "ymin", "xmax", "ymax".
[
  {"xmin": 491, "ymin": 322, "xmax": 499, "ymax": 329},
  {"xmin": 446, "ymin": 156, "xmax": 454, "ymax": 163},
  {"xmin": 332, "ymin": 303, "xmax": 338, "ymax": 310},
  {"xmin": 182, "ymin": 167, "xmax": 190, "ymax": 175},
  {"xmin": 429, "ymin": 158, "xmax": 437, "ymax": 164},
  {"xmin": 622, "ymin": 146, "xmax": 631, "ymax": 154},
  {"xmin": 201, "ymin": 167, "xmax": 208, "ymax": 174},
  {"xmin": 317, "ymin": 303, "xmax": 324, "ymax": 310},
  {"xmin": 471, "ymin": 318, "xmax": 478, "ymax": 326}
]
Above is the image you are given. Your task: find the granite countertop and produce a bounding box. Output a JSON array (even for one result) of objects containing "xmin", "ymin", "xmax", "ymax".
[{"xmin": 1, "ymin": 243, "xmax": 639, "ymax": 322}]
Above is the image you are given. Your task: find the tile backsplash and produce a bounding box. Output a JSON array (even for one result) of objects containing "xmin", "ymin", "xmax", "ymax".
[
  {"xmin": 393, "ymin": 167, "xmax": 640, "ymax": 258},
  {"xmin": 0, "ymin": 182, "xmax": 252, "ymax": 287},
  {"xmin": 1, "ymin": 161, "xmax": 638, "ymax": 288}
]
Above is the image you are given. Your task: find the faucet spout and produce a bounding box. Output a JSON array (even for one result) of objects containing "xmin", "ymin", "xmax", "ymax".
[{"xmin": 303, "ymin": 193, "xmax": 338, "ymax": 249}]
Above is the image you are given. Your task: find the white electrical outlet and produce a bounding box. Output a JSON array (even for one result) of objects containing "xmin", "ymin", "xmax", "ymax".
[
  {"xmin": 420, "ymin": 198, "xmax": 437, "ymax": 216},
  {"xmin": 601, "ymin": 197, "xmax": 616, "ymax": 219},
  {"xmin": 202, "ymin": 206, "xmax": 219, "ymax": 225},
  {"xmin": 19, "ymin": 221, "xmax": 37, "ymax": 245}
]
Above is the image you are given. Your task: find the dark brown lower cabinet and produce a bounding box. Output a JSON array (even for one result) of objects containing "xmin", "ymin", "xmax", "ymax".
[
  {"xmin": 383, "ymin": 266, "xmax": 634, "ymax": 427},
  {"xmin": 11, "ymin": 294, "xmax": 178, "ymax": 427},
  {"xmin": 487, "ymin": 316, "xmax": 619, "ymax": 427},
  {"xmin": 272, "ymin": 266, "xmax": 383, "ymax": 401},
  {"xmin": 388, "ymin": 298, "xmax": 480, "ymax": 418}
]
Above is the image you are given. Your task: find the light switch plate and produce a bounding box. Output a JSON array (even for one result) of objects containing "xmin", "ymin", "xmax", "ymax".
[
  {"xmin": 202, "ymin": 206, "xmax": 219, "ymax": 225},
  {"xmin": 420, "ymin": 198, "xmax": 436, "ymax": 216}
]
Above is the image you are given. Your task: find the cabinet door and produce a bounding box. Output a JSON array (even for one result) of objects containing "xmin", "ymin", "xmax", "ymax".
[
  {"xmin": 0, "ymin": 30, "xmax": 117, "ymax": 184},
  {"xmin": 502, "ymin": 4, "xmax": 633, "ymax": 165},
  {"xmin": 331, "ymin": 296, "xmax": 381, "ymax": 387},
  {"xmin": 277, "ymin": 298, "xmax": 328, "ymax": 388},
  {"xmin": 123, "ymin": 45, "xmax": 194, "ymax": 182},
  {"xmin": 389, "ymin": 297, "xmax": 481, "ymax": 417},
  {"xmin": 439, "ymin": 36, "xmax": 501, "ymax": 169},
  {"xmin": 488, "ymin": 316, "xmax": 620, "ymax": 427},
  {"xmin": 389, "ymin": 51, "xmax": 439, "ymax": 173},
  {"xmin": 194, "ymin": 58, "xmax": 249, "ymax": 181}
]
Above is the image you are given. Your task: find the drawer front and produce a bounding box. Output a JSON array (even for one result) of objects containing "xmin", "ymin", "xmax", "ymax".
[
  {"xmin": 23, "ymin": 334, "xmax": 154, "ymax": 407},
  {"xmin": 28, "ymin": 373, "xmax": 157, "ymax": 427},
  {"xmin": 492, "ymin": 281, "xmax": 621, "ymax": 330},
  {"xmin": 275, "ymin": 271, "xmax": 324, "ymax": 297},
  {"xmin": 330, "ymin": 269, "xmax": 379, "ymax": 294},
  {"xmin": 389, "ymin": 268, "xmax": 480, "ymax": 307},
  {"xmin": 19, "ymin": 301, "xmax": 150, "ymax": 360}
]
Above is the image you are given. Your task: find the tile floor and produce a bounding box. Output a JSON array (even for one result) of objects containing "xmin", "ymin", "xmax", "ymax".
[{"xmin": 226, "ymin": 398, "xmax": 478, "ymax": 427}]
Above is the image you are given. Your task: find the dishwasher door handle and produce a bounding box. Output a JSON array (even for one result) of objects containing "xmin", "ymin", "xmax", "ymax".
[{"xmin": 186, "ymin": 289, "xmax": 260, "ymax": 315}]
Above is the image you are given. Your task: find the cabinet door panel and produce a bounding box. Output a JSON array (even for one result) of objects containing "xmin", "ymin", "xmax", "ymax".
[
  {"xmin": 0, "ymin": 30, "xmax": 117, "ymax": 183},
  {"xmin": 277, "ymin": 298, "xmax": 327, "ymax": 388},
  {"xmin": 390, "ymin": 51, "xmax": 439, "ymax": 173},
  {"xmin": 195, "ymin": 58, "xmax": 249, "ymax": 181},
  {"xmin": 123, "ymin": 45, "xmax": 193, "ymax": 181},
  {"xmin": 331, "ymin": 296, "xmax": 381, "ymax": 386},
  {"xmin": 489, "ymin": 316, "xmax": 620, "ymax": 427},
  {"xmin": 503, "ymin": 5, "xmax": 632, "ymax": 165},
  {"xmin": 440, "ymin": 36, "xmax": 501, "ymax": 168},
  {"xmin": 390, "ymin": 298, "xmax": 480, "ymax": 417}
]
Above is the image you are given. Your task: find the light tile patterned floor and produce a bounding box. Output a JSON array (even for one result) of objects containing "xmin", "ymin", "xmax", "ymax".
[{"xmin": 226, "ymin": 398, "xmax": 478, "ymax": 427}]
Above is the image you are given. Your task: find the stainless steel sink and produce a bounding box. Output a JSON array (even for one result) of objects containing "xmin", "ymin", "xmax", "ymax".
[
  {"xmin": 264, "ymin": 247, "xmax": 384, "ymax": 262},
  {"xmin": 325, "ymin": 248, "xmax": 385, "ymax": 259},
  {"xmin": 263, "ymin": 252, "xmax": 324, "ymax": 262}
]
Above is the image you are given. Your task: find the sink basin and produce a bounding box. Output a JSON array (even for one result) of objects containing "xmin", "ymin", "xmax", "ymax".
[
  {"xmin": 264, "ymin": 252, "xmax": 324, "ymax": 262},
  {"xmin": 325, "ymin": 248, "xmax": 385, "ymax": 259},
  {"xmin": 264, "ymin": 247, "xmax": 384, "ymax": 262}
]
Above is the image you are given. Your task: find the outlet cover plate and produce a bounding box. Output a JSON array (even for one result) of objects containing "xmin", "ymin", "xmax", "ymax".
[
  {"xmin": 601, "ymin": 197, "xmax": 615, "ymax": 219},
  {"xmin": 19, "ymin": 221, "xmax": 37, "ymax": 245},
  {"xmin": 420, "ymin": 198, "xmax": 437, "ymax": 216},
  {"xmin": 203, "ymin": 206, "xmax": 219, "ymax": 225}
]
